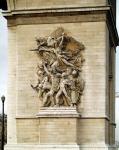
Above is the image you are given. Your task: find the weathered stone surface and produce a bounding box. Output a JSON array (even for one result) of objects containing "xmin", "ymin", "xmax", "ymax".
[
  {"xmin": 30, "ymin": 27, "xmax": 85, "ymax": 107},
  {"xmin": 7, "ymin": 0, "xmax": 107, "ymax": 11},
  {"xmin": 36, "ymin": 107, "xmax": 81, "ymax": 117},
  {"xmin": 4, "ymin": 0, "xmax": 118, "ymax": 150}
]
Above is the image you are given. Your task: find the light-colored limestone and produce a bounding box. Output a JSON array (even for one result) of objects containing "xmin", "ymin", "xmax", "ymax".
[
  {"xmin": 14, "ymin": 21, "xmax": 107, "ymax": 117},
  {"xmin": 4, "ymin": 0, "xmax": 118, "ymax": 149},
  {"xmin": 6, "ymin": 20, "xmax": 115, "ymax": 148},
  {"xmin": 5, "ymin": 144, "xmax": 118, "ymax": 150},
  {"xmin": 16, "ymin": 119, "xmax": 39, "ymax": 143},
  {"xmin": 7, "ymin": 26, "xmax": 17, "ymax": 144},
  {"xmin": 7, "ymin": 0, "xmax": 107, "ymax": 11},
  {"xmin": 36, "ymin": 107, "xmax": 81, "ymax": 118}
]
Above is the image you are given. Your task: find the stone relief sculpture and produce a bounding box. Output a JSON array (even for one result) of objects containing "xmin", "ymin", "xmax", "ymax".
[{"xmin": 30, "ymin": 27, "xmax": 85, "ymax": 107}]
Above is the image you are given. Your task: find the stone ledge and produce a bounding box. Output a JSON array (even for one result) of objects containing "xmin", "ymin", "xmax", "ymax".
[
  {"xmin": 3, "ymin": 6, "xmax": 110, "ymax": 16},
  {"xmin": 16, "ymin": 116, "xmax": 38, "ymax": 119},
  {"xmin": 5, "ymin": 144, "xmax": 80, "ymax": 150},
  {"xmin": 5, "ymin": 144, "xmax": 118, "ymax": 150},
  {"xmin": 36, "ymin": 107, "xmax": 81, "ymax": 118}
]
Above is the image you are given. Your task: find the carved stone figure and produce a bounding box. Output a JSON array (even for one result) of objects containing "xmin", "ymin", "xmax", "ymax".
[
  {"xmin": 70, "ymin": 70, "xmax": 84, "ymax": 106},
  {"xmin": 42, "ymin": 63, "xmax": 61, "ymax": 106},
  {"xmin": 30, "ymin": 27, "xmax": 85, "ymax": 107},
  {"xmin": 56, "ymin": 72, "xmax": 71, "ymax": 106}
]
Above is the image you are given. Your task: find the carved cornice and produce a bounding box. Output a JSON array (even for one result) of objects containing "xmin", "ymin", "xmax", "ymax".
[
  {"xmin": 2, "ymin": 6, "xmax": 119, "ymax": 46},
  {"xmin": 2, "ymin": 6, "xmax": 111, "ymax": 17},
  {"xmin": 15, "ymin": 115, "xmax": 113, "ymax": 121}
]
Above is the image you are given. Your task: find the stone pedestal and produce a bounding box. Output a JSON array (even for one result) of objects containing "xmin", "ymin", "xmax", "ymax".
[
  {"xmin": 36, "ymin": 107, "xmax": 80, "ymax": 149},
  {"xmin": 36, "ymin": 107, "xmax": 81, "ymax": 118},
  {"xmin": 5, "ymin": 106, "xmax": 117, "ymax": 150}
]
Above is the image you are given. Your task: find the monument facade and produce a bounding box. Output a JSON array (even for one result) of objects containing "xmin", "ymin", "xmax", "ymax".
[{"xmin": 3, "ymin": 0, "xmax": 119, "ymax": 149}]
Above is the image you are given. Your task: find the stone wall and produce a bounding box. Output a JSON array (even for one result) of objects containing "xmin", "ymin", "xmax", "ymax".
[
  {"xmin": 7, "ymin": 0, "xmax": 107, "ymax": 10},
  {"xmin": 4, "ymin": 0, "xmax": 118, "ymax": 149},
  {"xmin": 7, "ymin": 16, "xmax": 109, "ymax": 144}
]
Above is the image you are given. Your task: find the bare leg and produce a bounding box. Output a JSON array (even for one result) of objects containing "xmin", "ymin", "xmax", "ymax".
[
  {"xmin": 63, "ymin": 88, "xmax": 70, "ymax": 100},
  {"xmin": 38, "ymin": 90, "xmax": 42, "ymax": 98},
  {"xmin": 43, "ymin": 90, "xmax": 54, "ymax": 106},
  {"xmin": 56, "ymin": 90, "xmax": 62, "ymax": 106},
  {"xmin": 63, "ymin": 89, "xmax": 71, "ymax": 106},
  {"xmin": 43, "ymin": 91, "xmax": 51, "ymax": 106}
]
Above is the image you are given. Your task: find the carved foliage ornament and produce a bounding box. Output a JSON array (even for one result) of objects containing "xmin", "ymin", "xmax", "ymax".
[{"xmin": 30, "ymin": 27, "xmax": 85, "ymax": 107}]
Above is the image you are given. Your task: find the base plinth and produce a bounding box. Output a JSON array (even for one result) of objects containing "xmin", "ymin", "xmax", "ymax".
[
  {"xmin": 36, "ymin": 107, "xmax": 80, "ymax": 145},
  {"xmin": 5, "ymin": 144, "xmax": 118, "ymax": 150},
  {"xmin": 36, "ymin": 107, "xmax": 81, "ymax": 118},
  {"xmin": 5, "ymin": 108, "xmax": 118, "ymax": 150}
]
